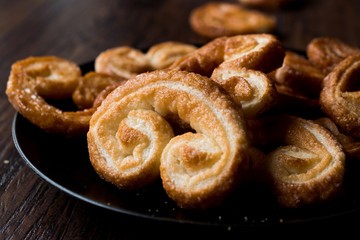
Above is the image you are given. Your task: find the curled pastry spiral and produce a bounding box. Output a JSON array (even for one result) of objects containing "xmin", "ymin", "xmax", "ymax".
[
  {"xmin": 89, "ymin": 108, "xmax": 174, "ymax": 189},
  {"xmin": 87, "ymin": 70, "xmax": 249, "ymax": 209},
  {"xmin": 6, "ymin": 56, "xmax": 93, "ymax": 136},
  {"xmin": 319, "ymin": 53, "xmax": 360, "ymax": 138},
  {"xmin": 211, "ymin": 66, "xmax": 277, "ymax": 118},
  {"xmin": 170, "ymin": 34, "xmax": 283, "ymax": 118},
  {"xmin": 249, "ymin": 115, "xmax": 345, "ymax": 208}
]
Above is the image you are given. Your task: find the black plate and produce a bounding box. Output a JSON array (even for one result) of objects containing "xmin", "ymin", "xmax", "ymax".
[{"xmin": 11, "ymin": 62, "xmax": 360, "ymax": 227}]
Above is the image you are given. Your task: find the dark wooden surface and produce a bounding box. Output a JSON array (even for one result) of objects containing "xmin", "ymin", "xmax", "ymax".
[{"xmin": 1, "ymin": 0, "xmax": 360, "ymax": 239}]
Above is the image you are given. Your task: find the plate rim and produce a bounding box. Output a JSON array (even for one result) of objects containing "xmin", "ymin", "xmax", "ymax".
[
  {"xmin": 11, "ymin": 112, "xmax": 252, "ymax": 227},
  {"xmin": 13, "ymin": 111, "xmax": 360, "ymax": 228}
]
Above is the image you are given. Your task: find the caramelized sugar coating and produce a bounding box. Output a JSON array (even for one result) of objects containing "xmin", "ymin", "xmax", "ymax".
[
  {"xmin": 189, "ymin": 2, "xmax": 276, "ymax": 39},
  {"xmin": 270, "ymin": 51, "xmax": 325, "ymax": 99},
  {"xmin": 145, "ymin": 41, "xmax": 198, "ymax": 69},
  {"xmin": 87, "ymin": 70, "xmax": 249, "ymax": 209},
  {"xmin": 320, "ymin": 53, "xmax": 360, "ymax": 138},
  {"xmin": 307, "ymin": 37, "xmax": 360, "ymax": 75},
  {"xmin": 248, "ymin": 114, "xmax": 345, "ymax": 208},
  {"xmin": 95, "ymin": 42, "xmax": 198, "ymax": 79},
  {"xmin": 6, "ymin": 56, "xmax": 93, "ymax": 136},
  {"xmin": 170, "ymin": 34, "xmax": 285, "ymax": 76},
  {"xmin": 211, "ymin": 66, "xmax": 277, "ymax": 118},
  {"xmin": 72, "ymin": 71, "xmax": 126, "ymax": 109}
]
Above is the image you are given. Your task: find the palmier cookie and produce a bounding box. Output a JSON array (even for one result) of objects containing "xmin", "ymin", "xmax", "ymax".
[
  {"xmin": 170, "ymin": 34, "xmax": 285, "ymax": 77},
  {"xmin": 320, "ymin": 53, "xmax": 360, "ymax": 138},
  {"xmin": 211, "ymin": 66, "xmax": 277, "ymax": 118},
  {"xmin": 95, "ymin": 46, "xmax": 152, "ymax": 79},
  {"xmin": 248, "ymin": 114, "xmax": 345, "ymax": 208},
  {"xmin": 190, "ymin": 2, "xmax": 276, "ymax": 39},
  {"xmin": 95, "ymin": 42, "xmax": 197, "ymax": 79},
  {"xmin": 6, "ymin": 56, "xmax": 93, "ymax": 136},
  {"xmin": 87, "ymin": 70, "xmax": 249, "ymax": 209},
  {"xmin": 145, "ymin": 41, "xmax": 198, "ymax": 69},
  {"xmin": 307, "ymin": 37, "xmax": 360, "ymax": 75}
]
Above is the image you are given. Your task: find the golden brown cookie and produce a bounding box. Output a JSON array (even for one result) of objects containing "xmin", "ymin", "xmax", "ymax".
[
  {"xmin": 95, "ymin": 42, "xmax": 198, "ymax": 79},
  {"xmin": 190, "ymin": 2, "xmax": 276, "ymax": 39},
  {"xmin": 95, "ymin": 46, "xmax": 152, "ymax": 79},
  {"xmin": 170, "ymin": 34, "xmax": 284, "ymax": 76},
  {"xmin": 87, "ymin": 69, "xmax": 249, "ymax": 209},
  {"xmin": 307, "ymin": 37, "xmax": 360, "ymax": 74},
  {"xmin": 170, "ymin": 34, "xmax": 283, "ymax": 118},
  {"xmin": 6, "ymin": 56, "xmax": 93, "ymax": 136},
  {"xmin": 145, "ymin": 41, "xmax": 198, "ymax": 69},
  {"xmin": 319, "ymin": 53, "xmax": 360, "ymax": 138},
  {"xmin": 248, "ymin": 114, "xmax": 346, "ymax": 208}
]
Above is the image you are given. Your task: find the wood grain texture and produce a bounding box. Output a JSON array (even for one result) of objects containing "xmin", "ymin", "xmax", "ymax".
[{"xmin": 1, "ymin": 0, "xmax": 360, "ymax": 239}]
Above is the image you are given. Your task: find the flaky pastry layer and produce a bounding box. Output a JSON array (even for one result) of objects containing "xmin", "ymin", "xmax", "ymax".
[
  {"xmin": 211, "ymin": 66, "xmax": 277, "ymax": 118},
  {"xmin": 87, "ymin": 69, "xmax": 249, "ymax": 209}
]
